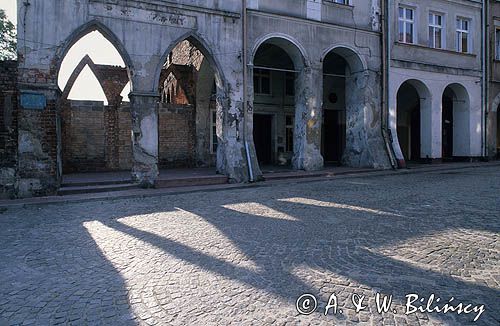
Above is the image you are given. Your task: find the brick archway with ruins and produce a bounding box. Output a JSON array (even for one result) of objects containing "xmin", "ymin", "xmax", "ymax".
[{"xmin": 16, "ymin": 0, "xmax": 250, "ymax": 195}]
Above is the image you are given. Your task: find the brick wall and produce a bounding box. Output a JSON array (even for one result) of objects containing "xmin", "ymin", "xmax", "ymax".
[
  {"xmin": 158, "ymin": 104, "xmax": 196, "ymax": 168},
  {"xmin": 60, "ymin": 64, "xmax": 132, "ymax": 173},
  {"xmin": 61, "ymin": 100, "xmax": 106, "ymax": 173},
  {"xmin": 0, "ymin": 60, "xmax": 18, "ymax": 198}
]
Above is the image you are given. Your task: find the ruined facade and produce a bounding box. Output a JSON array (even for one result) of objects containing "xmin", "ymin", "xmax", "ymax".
[{"xmin": 0, "ymin": 0, "xmax": 496, "ymax": 198}]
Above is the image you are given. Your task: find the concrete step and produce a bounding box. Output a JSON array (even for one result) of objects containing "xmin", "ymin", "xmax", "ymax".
[
  {"xmin": 155, "ymin": 175, "xmax": 228, "ymax": 188},
  {"xmin": 58, "ymin": 183, "xmax": 139, "ymax": 196},
  {"xmin": 61, "ymin": 179, "xmax": 132, "ymax": 188}
]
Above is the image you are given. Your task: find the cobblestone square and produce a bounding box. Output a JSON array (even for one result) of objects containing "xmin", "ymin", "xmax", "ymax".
[{"xmin": 0, "ymin": 166, "xmax": 499, "ymax": 325}]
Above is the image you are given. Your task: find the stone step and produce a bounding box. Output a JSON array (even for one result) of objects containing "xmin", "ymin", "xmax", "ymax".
[
  {"xmin": 61, "ymin": 179, "xmax": 132, "ymax": 188},
  {"xmin": 58, "ymin": 183, "xmax": 139, "ymax": 196},
  {"xmin": 155, "ymin": 175, "xmax": 228, "ymax": 188}
]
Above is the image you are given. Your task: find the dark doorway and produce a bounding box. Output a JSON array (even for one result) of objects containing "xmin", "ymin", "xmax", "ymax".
[
  {"xmin": 397, "ymin": 81, "xmax": 421, "ymax": 162},
  {"xmin": 322, "ymin": 52, "xmax": 347, "ymax": 165},
  {"xmin": 442, "ymin": 94, "xmax": 454, "ymax": 159},
  {"xmin": 322, "ymin": 109, "xmax": 346, "ymax": 163},
  {"xmin": 253, "ymin": 114, "xmax": 273, "ymax": 165},
  {"xmin": 409, "ymin": 105, "xmax": 421, "ymax": 161}
]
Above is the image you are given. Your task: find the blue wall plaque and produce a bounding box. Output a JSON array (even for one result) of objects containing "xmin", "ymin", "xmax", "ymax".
[{"xmin": 20, "ymin": 92, "xmax": 46, "ymax": 110}]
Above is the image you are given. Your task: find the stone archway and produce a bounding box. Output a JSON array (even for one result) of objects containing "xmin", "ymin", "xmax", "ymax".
[
  {"xmin": 442, "ymin": 83, "xmax": 470, "ymax": 158},
  {"xmin": 321, "ymin": 46, "xmax": 367, "ymax": 166},
  {"xmin": 394, "ymin": 79, "xmax": 432, "ymax": 165}
]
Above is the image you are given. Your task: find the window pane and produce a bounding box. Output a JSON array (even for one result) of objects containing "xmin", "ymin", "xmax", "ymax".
[
  {"xmin": 261, "ymin": 77, "xmax": 270, "ymax": 94},
  {"xmin": 429, "ymin": 28, "xmax": 434, "ymax": 47},
  {"xmin": 398, "ymin": 21, "xmax": 405, "ymax": 42},
  {"xmin": 406, "ymin": 8, "xmax": 413, "ymax": 20},
  {"xmin": 399, "ymin": 7, "xmax": 404, "ymax": 18},
  {"xmin": 406, "ymin": 23, "xmax": 413, "ymax": 43},
  {"xmin": 436, "ymin": 29, "xmax": 442, "ymax": 48},
  {"xmin": 462, "ymin": 33, "xmax": 468, "ymax": 53}
]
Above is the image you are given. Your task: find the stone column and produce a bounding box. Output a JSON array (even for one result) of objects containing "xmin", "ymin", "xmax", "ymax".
[
  {"xmin": 420, "ymin": 93, "xmax": 440, "ymax": 160},
  {"xmin": 293, "ymin": 66, "xmax": 324, "ymax": 171},
  {"xmin": 244, "ymin": 63, "xmax": 263, "ymax": 181},
  {"xmin": 343, "ymin": 70, "xmax": 391, "ymax": 168},
  {"xmin": 130, "ymin": 92, "xmax": 159, "ymax": 187}
]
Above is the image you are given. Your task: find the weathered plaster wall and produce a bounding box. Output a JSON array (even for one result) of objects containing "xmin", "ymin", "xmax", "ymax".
[
  {"xmin": 247, "ymin": 8, "xmax": 391, "ymax": 171},
  {"xmin": 18, "ymin": 0, "xmax": 249, "ymax": 194}
]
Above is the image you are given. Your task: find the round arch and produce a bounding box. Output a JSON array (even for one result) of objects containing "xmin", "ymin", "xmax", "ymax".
[
  {"xmin": 442, "ymin": 83, "xmax": 471, "ymax": 157},
  {"xmin": 250, "ymin": 33, "xmax": 310, "ymax": 70},
  {"xmin": 393, "ymin": 79, "xmax": 432, "ymax": 164},
  {"xmin": 55, "ymin": 20, "xmax": 134, "ymax": 89},
  {"xmin": 153, "ymin": 32, "xmax": 228, "ymax": 93},
  {"xmin": 321, "ymin": 45, "xmax": 367, "ymax": 74}
]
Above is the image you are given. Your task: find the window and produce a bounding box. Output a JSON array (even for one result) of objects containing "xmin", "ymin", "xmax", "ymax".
[
  {"xmin": 285, "ymin": 72, "xmax": 295, "ymax": 96},
  {"xmin": 285, "ymin": 115, "xmax": 294, "ymax": 152},
  {"xmin": 496, "ymin": 28, "xmax": 500, "ymax": 60},
  {"xmin": 324, "ymin": 0, "xmax": 349, "ymax": 4},
  {"xmin": 253, "ymin": 68, "xmax": 271, "ymax": 95},
  {"xmin": 398, "ymin": 7, "xmax": 415, "ymax": 44},
  {"xmin": 211, "ymin": 110, "xmax": 218, "ymax": 154},
  {"xmin": 429, "ymin": 13, "xmax": 443, "ymax": 49},
  {"xmin": 456, "ymin": 18, "xmax": 470, "ymax": 53}
]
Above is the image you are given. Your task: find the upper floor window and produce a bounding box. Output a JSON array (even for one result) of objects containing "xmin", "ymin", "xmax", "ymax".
[
  {"xmin": 324, "ymin": 0, "xmax": 349, "ymax": 4},
  {"xmin": 254, "ymin": 68, "xmax": 271, "ymax": 95},
  {"xmin": 428, "ymin": 13, "xmax": 443, "ymax": 49},
  {"xmin": 456, "ymin": 18, "xmax": 470, "ymax": 53},
  {"xmin": 398, "ymin": 7, "xmax": 415, "ymax": 44}
]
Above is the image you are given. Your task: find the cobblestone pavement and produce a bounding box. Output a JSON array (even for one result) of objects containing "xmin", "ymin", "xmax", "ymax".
[{"xmin": 0, "ymin": 166, "xmax": 499, "ymax": 325}]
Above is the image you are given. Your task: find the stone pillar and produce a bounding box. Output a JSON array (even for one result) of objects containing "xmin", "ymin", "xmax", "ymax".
[
  {"xmin": 130, "ymin": 92, "xmax": 159, "ymax": 187},
  {"xmin": 420, "ymin": 93, "xmax": 441, "ymax": 160},
  {"xmin": 293, "ymin": 66, "xmax": 324, "ymax": 171},
  {"xmin": 17, "ymin": 87, "xmax": 60, "ymax": 197},
  {"xmin": 343, "ymin": 70, "xmax": 391, "ymax": 168},
  {"xmin": 244, "ymin": 64, "xmax": 263, "ymax": 181}
]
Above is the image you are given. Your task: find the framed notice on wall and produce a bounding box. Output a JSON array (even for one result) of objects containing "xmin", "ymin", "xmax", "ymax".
[{"xmin": 20, "ymin": 92, "xmax": 46, "ymax": 110}]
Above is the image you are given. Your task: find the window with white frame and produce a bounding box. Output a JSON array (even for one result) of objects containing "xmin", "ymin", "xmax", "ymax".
[
  {"xmin": 456, "ymin": 18, "xmax": 470, "ymax": 53},
  {"xmin": 428, "ymin": 13, "xmax": 443, "ymax": 49},
  {"xmin": 398, "ymin": 7, "xmax": 415, "ymax": 44}
]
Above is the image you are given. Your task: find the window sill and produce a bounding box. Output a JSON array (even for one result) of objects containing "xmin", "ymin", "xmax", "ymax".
[{"xmin": 395, "ymin": 42, "xmax": 477, "ymax": 57}]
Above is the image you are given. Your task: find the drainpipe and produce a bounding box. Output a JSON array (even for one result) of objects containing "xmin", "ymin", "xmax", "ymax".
[
  {"xmin": 482, "ymin": 0, "xmax": 488, "ymax": 158},
  {"xmin": 381, "ymin": 0, "xmax": 397, "ymax": 169},
  {"xmin": 242, "ymin": 0, "xmax": 254, "ymax": 181}
]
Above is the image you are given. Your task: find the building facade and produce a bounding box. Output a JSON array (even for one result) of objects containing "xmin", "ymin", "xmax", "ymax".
[
  {"xmin": 388, "ymin": 0, "xmax": 484, "ymax": 167},
  {"xmin": 0, "ymin": 0, "xmax": 496, "ymax": 198},
  {"xmin": 487, "ymin": 0, "xmax": 500, "ymax": 158}
]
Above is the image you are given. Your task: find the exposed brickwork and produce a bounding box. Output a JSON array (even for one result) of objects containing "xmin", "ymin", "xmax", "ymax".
[
  {"xmin": 0, "ymin": 60, "xmax": 19, "ymax": 199},
  {"xmin": 158, "ymin": 104, "xmax": 196, "ymax": 168},
  {"xmin": 61, "ymin": 62, "xmax": 131, "ymax": 173}
]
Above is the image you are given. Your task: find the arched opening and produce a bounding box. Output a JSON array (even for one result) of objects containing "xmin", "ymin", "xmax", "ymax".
[
  {"xmin": 321, "ymin": 46, "xmax": 368, "ymax": 167},
  {"xmin": 57, "ymin": 29, "xmax": 132, "ymax": 175},
  {"xmin": 251, "ymin": 37, "xmax": 305, "ymax": 170},
  {"xmin": 396, "ymin": 81, "xmax": 423, "ymax": 162},
  {"xmin": 157, "ymin": 36, "xmax": 224, "ymax": 172},
  {"xmin": 442, "ymin": 84, "xmax": 470, "ymax": 158},
  {"xmin": 322, "ymin": 52, "xmax": 346, "ymax": 164}
]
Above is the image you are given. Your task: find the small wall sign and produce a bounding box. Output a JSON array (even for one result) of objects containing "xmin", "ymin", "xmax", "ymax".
[{"xmin": 20, "ymin": 92, "xmax": 46, "ymax": 110}]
